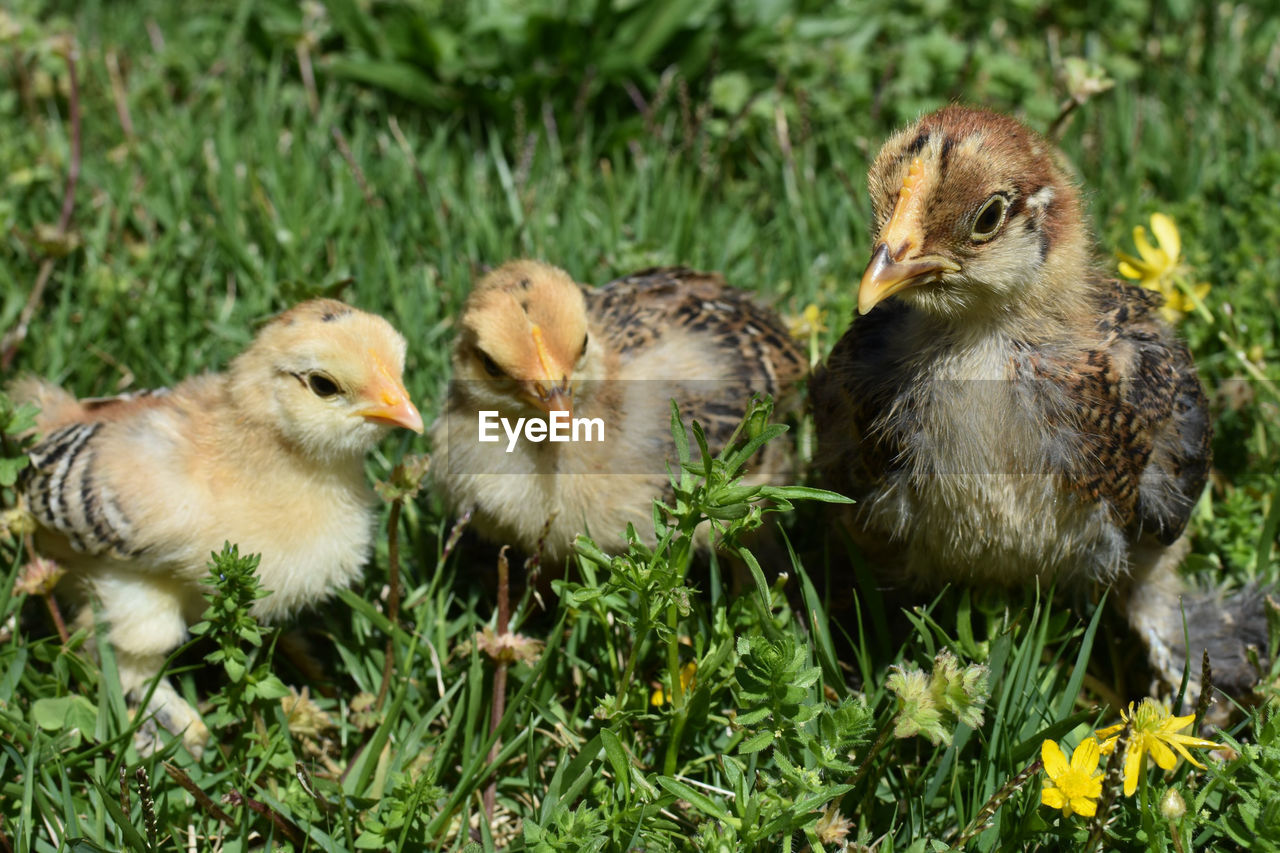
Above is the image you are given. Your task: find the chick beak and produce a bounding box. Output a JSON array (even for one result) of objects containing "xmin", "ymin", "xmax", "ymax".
[
  {"xmin": 358, "ymin": 384, "xmax": 424, "ymax": 433},
  {"xmin": 857, "ymin": 154, "xmax": 961, "ymax": 315},
  {"xmin": 357, "ymin": 351, "xmax": 424, "ymax": 433},
  {"xmin": 857, "ymin": 244, "xmax": 962, "ymax": 315},
  {"xmin": 525, "ymin": 381, "xmax": 574, "ymax": 419},
  {"xmin": 526, "ymin": 323, "xmax": 574, "ymax": 418}
]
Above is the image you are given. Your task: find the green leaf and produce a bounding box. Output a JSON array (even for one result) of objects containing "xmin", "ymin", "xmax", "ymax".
[
  {"xmin": 738, "ymin": 729, "xmax": 775, "ymax": 754},
  {"xmin": 711, "ymin": 71, "xmax": 752, "ymax": 114},
  {"xmin": 656, "ymin": 776, "xmax": 732, "ymax": 824},
  {"xmin": 739, "ymin": 547, "xmax": 771, "ymax": 610},
  {"xmin": 758, "ymin": 485, "xmax": 854, "ymax": 504},
  {"xmin": 600, "ymin": 729, "xmax": 631, "ymax": 798},
  {"xmin": 224, "ymin": 658, "xmax": 245, "ymax": 682},
  {"xmin": 254, "ymin": 674, "xmax": 291, "ymax": 700},
  {"xmin": 669, "ymin": 400, "xmax": 690, "ymax": 469},
  {"xmin": 322, "ymin": 57, "xmax": 449, "ymax": 108},
  {"xmin": 355, "ymin": 831, "xmax": 388, "ymax": 849},
  {"xmin": 30, "ymin": 695, "xmax": 98, "ymax": 736},
  {"xmin": 735, "ymin": 707, "xmax": 771, "ymax": 727},
  {"xmin": 65, "ymin": 840, "xmax": 116, "ymax": 853},
  {"xmin": 0, "ymin": 454, "xmax": 28, "ymax": 486}
]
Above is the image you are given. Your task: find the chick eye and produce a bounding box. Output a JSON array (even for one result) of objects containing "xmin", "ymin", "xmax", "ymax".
[
  {"xmin": 970, "ymin": 194, "xmax": 1009, "ymax": 242},
  {"xmin": 307, "ymin": 372, "xmax": 342, "ymax": 398},
  {"xmin": 479, "ymin": 351, "xmax": 504, "ymax": 378},
  {"xmin": 578, "ymin": 333, "xmax": 589, "ymax": 361}
]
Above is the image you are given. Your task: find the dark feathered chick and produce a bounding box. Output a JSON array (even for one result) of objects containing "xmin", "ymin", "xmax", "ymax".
[
  {"xmin": 811, "ymin": 106, "xmax": 1264, "ymax": 698},
  {"xmin": 431, "ymin": 260, "xmax": 806, "ymax": 564}
]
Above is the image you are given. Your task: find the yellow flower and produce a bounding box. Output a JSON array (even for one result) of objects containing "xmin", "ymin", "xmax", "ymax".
[
  {"xmin": 786, "ymin": 302, "xmax": 829, "ymax": 367},
  {"xmin": 1118, "ymin": 212, "xmax": 1181, "ymax": 283},
  {"xmin": 650, "ymin": 661, "xmax": 697, "ymax": 706},
  {"xmin": 787, "ymin": 303, "xmax": 828, "ymax": 339},
  {"xmin": 1040, "ymin": 737, "xmax": 1103, "ymax": 818},
  {"xmin": 1095, "ymin": 699, "xmax": 1221, "ymax": 796},
  {"xmin": 1116, "ymin": 212, "xmax": 1210, "ymax": 324}
]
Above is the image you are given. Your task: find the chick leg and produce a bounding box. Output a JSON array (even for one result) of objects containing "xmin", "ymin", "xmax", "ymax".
[
  {"xmin": 91, "ymin": 570, "xmax": 210, "ymax": 756},
  {"xmin": 1125, "ymin": 536, "xmax": 1268, "ymax": 708}
]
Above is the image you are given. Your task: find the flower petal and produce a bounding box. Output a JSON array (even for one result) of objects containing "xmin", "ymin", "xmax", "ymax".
[
  {"xmin": 1150, "ymin": 213, "xmax": 1181, "ymax": 265},
  {"xmin": 1096, "ymin": 734, "xmax": 1118, "ymax": 755},
  {"xmin": 1148, "ymin": 737, "xmax": 1178, "ymax": 770},
  {"xmin": 1133, "ymin": 226, "xmax": 1167, "ymax": 268},
  {"xmin": 1071, "ymin": 737, "xmax": 1100, "ymax": 773},
  {"xmin": 1042, "ymin": 786, "xmax": 1067, "ymax": 810},
  {"xmin": 1042, "ymin": 739, "xmax": 1069, "ymax": 777},
  {"xmin": 1118, "ymin": 260, "xmax": 1149, "ymax": 281},
  {"xmin": 1071, "ymin": 796, "xmax": 1098, "ymax": 818},
  {"xmin": 1123, "ymin": 740, "xmax": 1146, "ymax": 796},
  {"xmin": 1096, "ymin": 723, "xmax": 1124, "ymax": 738},
  {"xmin": 1169, "ymin": 732, "xmax": 1220, "ymax": 750},
  {"xmin": 1165, "ymin": 738, "xmax": 1209, "ymax": 770}
]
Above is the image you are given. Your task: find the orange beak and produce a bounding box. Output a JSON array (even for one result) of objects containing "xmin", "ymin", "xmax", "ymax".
[
  {"xmin": 358, "ymin": 350, "xmax": 424, "ymax": 433},
  {"xmin": 858, "ymin": 155, "xmax": 960, "ymax": 315},
  {"xmin": 358, "ymin": 385, "xmax": 424, "ymax": 433}
]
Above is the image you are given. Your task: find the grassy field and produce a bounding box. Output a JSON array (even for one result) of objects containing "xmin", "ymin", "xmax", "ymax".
[{"xmin": 2, "ymin": 0, "xmax": 1280, "ymax": 850}]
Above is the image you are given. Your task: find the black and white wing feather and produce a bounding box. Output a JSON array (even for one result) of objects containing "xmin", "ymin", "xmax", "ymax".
[{"xmin": 22, "ymin": 422, "xmax": 139, "ymax": 558}]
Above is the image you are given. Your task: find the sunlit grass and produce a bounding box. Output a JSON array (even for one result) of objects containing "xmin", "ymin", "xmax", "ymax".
[{"xmin": 1, "ymin": 0, "xmax": 1279, "ymax": 850}]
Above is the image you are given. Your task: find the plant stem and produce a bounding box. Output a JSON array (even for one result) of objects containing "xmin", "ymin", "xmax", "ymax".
[
  {"xmin": 949, "ymin": 758, "xmax": 1042, "ymax": 850},
  {"xmin": 162, "ymin": 762, "xmax": 235, "ymax": 826},
  {"xmin": 484, "ymin": 546, "xmax": 512, "ymax": 823},
  {"xmin": 374, "ymin": 498, "xmax": 403, "ymax": 713},
  {"xmin": 849, "ymin": 716, "xmax": 895, "ymax": 797},
  {"xmin": 42, "ymin": 591, "xmax": 68, "ymax": 644}
]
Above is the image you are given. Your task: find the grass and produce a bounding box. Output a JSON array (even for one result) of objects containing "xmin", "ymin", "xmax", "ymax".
[{"xmin": 2, "ymin": 0, "xmax": 1280, "ymax": 850}]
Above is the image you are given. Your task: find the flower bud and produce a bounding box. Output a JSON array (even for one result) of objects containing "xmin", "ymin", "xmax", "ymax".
[{"xmin": 1160, "ymin": 787, "xmax": 1187, "ymax": 820}]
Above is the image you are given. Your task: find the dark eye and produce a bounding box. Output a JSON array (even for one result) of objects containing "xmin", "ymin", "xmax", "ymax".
[
  {"xmin": 307, "ymin": 373, "xmax": 341, "ymax": 398},
  {"xmin": 971, "ymin": 195, "xmax": 1008, "ymax": 242},
  {"xmin": 480, "ymin": 352, "xmax": 504, "ymax": 378},
  {"xmin": 579, "ymin": 334, "xmax": 589, "ymax": 359}
]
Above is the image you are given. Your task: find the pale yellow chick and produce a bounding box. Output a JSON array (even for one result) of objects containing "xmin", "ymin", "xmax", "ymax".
[
  {"xmin": 13, "ymin": 298, "xmax": 423, "ymax": 753},
  {"xmin": 431, "ymin": 261, "xmax": 806, "ymax": 565}
]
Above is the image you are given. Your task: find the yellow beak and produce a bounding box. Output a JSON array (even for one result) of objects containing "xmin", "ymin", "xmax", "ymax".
[
  {"xmin": 857, "ymin": 155, "xmax": 960, "ymax": 315},
  {"xmin": 858, "ymin": 244, "xmax": 961, "ymax": 315}
]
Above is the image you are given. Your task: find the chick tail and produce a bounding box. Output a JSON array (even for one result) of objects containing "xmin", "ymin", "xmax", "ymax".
[
  {"xmin": 1125, "ymin": 537, "xmax": 1270, "ymax": 703},
  {"xmin": 6, "ymin": 376, "xmax": 83, "ymax": 432}
]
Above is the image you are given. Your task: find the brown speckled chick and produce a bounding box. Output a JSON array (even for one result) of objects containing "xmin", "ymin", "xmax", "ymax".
[
  {"xmin": 431, "ymin": 260, "xmax": 806, "ymax": 564},
  {"xmin": 811, "ymin": 106, "xmax": 1264, "ymax": 698}
]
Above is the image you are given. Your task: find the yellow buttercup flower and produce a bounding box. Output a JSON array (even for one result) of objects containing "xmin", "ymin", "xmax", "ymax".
[
  {"xmin": 1095, "ymin": 699, "xmax": 1221, "ymax": 796},
  {"xmin": 1116, "ymin": 212, "xmax": 1210, "ymax": 324},
  {"xmin": 650, "ymin": 661, "xmax": 697, "ymax": 706},
  {"xmin": 787, "ymin": 303, "xmax": 829, "ymax": 367},
  {"xmin": 1040, "ymin": 738, "xmax": 1103, "ymax": 818}
]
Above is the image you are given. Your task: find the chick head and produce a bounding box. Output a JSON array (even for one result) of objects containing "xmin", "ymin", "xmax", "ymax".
[
  {"xmin": 231, "ymin": 298, "xmax": 423, "ymax": 458},
  {"xmin": 858, "ymin": 106, "xmax": 1089, "ymax": 323},
  {"xmin": 454, "ymin": 260, "xmax": 604, "ymax": 418}
]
